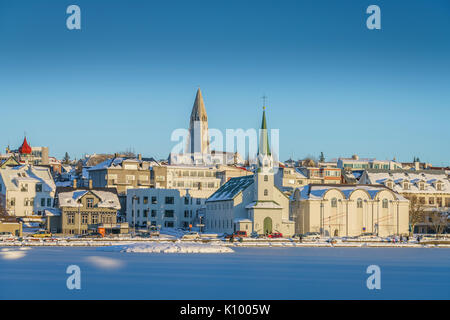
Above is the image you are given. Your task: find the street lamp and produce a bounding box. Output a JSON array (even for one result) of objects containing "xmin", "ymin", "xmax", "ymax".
[
  {"xmin": 77, "ymin": 199, "xmax": 82, "ymax": 236},
  {"xmin": 132, "ymin": 195, "xmax": 137, "ymax": 237}
]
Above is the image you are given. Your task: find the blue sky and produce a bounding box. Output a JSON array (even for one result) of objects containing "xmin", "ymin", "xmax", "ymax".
[{"xmin": 0, "ymin": 0, "xmax": 449, "ymax": 165}]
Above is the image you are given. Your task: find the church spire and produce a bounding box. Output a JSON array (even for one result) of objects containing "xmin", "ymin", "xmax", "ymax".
[
  {"xmin": 190, "ymin": 88, "xmax": 208, "ymax": 122},
  {"xmin": 258, "ymin": 107, "xmax": 271, "ymax": 156},
  {"xmin": 186, "ymin": 88, "xmax": 210, "ymax": 155}
]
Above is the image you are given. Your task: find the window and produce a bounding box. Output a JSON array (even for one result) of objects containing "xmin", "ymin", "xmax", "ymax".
[
  {"xmin": 165, "ymin": 221, "xmax": 174, "ymax": 228},
  {"xmin": 143, "ymin": 197, "xmax": 148, "ymax": 204},
  {"xmin": 151, "ymin": 210, "xmax": 157, "ymax": 217},
  {"xmin": 403, "ymin": 182, "xmax": 409, "ymax": 190},
  {"xmin": 164, "ymin": 210, "xmax": 174, "ymax": 218},
  {"xmin": 264, "ymin": 189, "xmax": 268, "ymax": 196},
  {"xmin": 419, "ymin": 183, "xmax": 425, "ymax": 191},
  {"xmin": 331, "ymin": 198, "xmax": 337, "ymax": 208},
  {"xmin": 382, "ymin": 199, "xmax": 388, "ymax": 208},
  {"xmin": 41, "ymin": 198, "xmax": 45, "ymax": 207},
  {"xmin": 184, "ymin": 197, "xmax": 189, "ymax": 205},
  {"xmin": 143, "ymin": 209, "xmax": 148, "ymax": 218},
  {"xmin": 196, "ymin": 198, "xmax": 201, "ymax": 205},
  {"xmin": 47, "ymin": 198, "xmax": 51, "ymax": 207},
  {"xmin": 436, "ymin": 183, "xmax": 443, "ymax": 191},
  {"xmin": 92, "ymin": 214, "xmax": 98, "ymax": 224},
  {"xmin": 165, "ymin": 197, "xmax": 174, "ymax": 204},
  {"xmin": 67, "ymin": 214, "xmax": 74, "ymax": 225},
  {"xmin": 357, "ymin": 198, "xmax": 363, "ymax": 208},
  {"xmin": 10, "ymin": 198, "xmax": 15, "ymax": 206},
  {"xmin": 184, "ymin": 210, "xmax": 189, "ymax": 218},
  {"xmin": 151, "ymin": 196, "xmax": 157, "ymax": 204},
  {"xmin": 264, "ymin": 175, "xmax": 268, "ymax": 181},
  {"xmin": 21, "ymin": 184, "xmax": 28, "ymax": 192},
  {"xmin": 82, "ymin": 215, "xmax": 88, "ymax": 224},
  {"xmin": 429, "ymin": 197, "xmax": 435, "ymax": 205},
  {"xmin": 35, "ymin": 184, "xmax": 42, "ymax": 192},
  {"xmin": 86, "ymin": 198, "xmax": 94, "ymax": 208}
]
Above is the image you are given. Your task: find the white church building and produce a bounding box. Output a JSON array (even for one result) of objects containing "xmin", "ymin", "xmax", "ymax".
[{"xmin": 205, "ymin": 108, "xmax": 295, "ymax": 236}]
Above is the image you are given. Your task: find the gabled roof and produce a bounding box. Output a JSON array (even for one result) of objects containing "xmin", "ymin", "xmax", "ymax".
[
  {"xmin": 207, "ymin": 175, "xmax": 254, "ymax": 202},
  {"xmin": 56, "ymin": 187, "xmax": 120, "ymax": 210}
]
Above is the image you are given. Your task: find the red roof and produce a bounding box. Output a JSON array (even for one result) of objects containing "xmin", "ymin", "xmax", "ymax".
[{"xmin": 18, "ymin": 137, "xmax": 32, "ymax": 154}]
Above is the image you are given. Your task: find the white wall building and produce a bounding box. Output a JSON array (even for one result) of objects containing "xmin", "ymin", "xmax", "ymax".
[
  {"xmin": 0, "ymin": 165, "xmax": 56, "ymax": 217},
  {"xmin": 290, "ymin": 184, "xmax": 410, "ymax": 237},
  {"xmin": 126, "ymin": 188, "xmax": 206, "ymax": 229},
  {"xmin": 205, "ymin": 108, "xmax": 295, "ymax": 236}
]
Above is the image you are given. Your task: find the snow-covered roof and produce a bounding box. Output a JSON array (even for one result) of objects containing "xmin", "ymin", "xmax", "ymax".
[
  {"xmin": 245, "ymin": 201, "xmax": 282, "ymax": 209},
  {"xmin": 207, "ymin": 175, "xmax": 253, "ymax": 202},
  {"xmin": 0, "ymin": 165, "xmax": 55, "ymax": 192},
  {"xmin": 88, "ymin": 157, "xmax": 151, "ymax": 171},
  {"xmin": 362, "ymin": 170, "xmax": 450, "ymax": 195},
  {"xmin": 293, "ymin": 184, "xmax": 407, "ymax": 201},
  {"xmin": 58, "ymin": 189, "xmax": 121, "ymax": 210}
]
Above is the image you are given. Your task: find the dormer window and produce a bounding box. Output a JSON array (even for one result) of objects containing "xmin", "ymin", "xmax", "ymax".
[
  {"xmin": 386, "ymin": 182, "xmax": 393, "ymax": 189},
  {"xmin": 436, "ymin": 183, "xmax": 443, "ymax": 191},
  {"xmin": 419, "ymin": 182, "xmax": 425, "ymax": 191},
  {"xmin": 403, "ymin": 182, "xmax": 409, "ymax": 190}
]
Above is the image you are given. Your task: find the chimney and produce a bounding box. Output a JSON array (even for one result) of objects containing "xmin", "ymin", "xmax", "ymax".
[
  {"xmin": 88, "ymin": 179, "xmax": 93, "ymax": 189},
  {"xmin": 72, "ymin": 179, "xmax": 77, "ymax": 188}
]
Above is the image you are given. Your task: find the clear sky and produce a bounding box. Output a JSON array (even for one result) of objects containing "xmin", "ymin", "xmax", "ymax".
[{"xmin": 0, "ymin": 0, "xmax": 449, "ymax": 165}]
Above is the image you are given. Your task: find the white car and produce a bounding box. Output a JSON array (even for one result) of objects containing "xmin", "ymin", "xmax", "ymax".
[{"xmin": 182, "ymin": 232, "xmax": 200, "ymax": 240}]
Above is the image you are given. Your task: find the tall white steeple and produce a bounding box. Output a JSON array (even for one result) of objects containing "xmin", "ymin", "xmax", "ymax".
[
  {"xmin": 186, "ymin": 88, "xmax": 210, "ymax": 154},
  {"xmin": 254, "ymin": 106, "xmax": 275, "ymax": 201}
]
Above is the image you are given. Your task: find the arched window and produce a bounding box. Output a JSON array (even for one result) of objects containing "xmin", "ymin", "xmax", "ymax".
[
  {"xmin": 264, "ymin": 175, "xmax": 268, "ymax": 182},
  {"xmin": 382, "ymin": 199, "xmax": 388, "ymax": 208},
  {"xmin": 331, "ymin": 198, "xmax": 337, "ymax": 208},
  {"xmin": 357, "ymin": 198, "xmax": 363, "ymax": 208},
  {"xmin": 264, "ymin": 189, "xmax": 268, "ymax": 196}
]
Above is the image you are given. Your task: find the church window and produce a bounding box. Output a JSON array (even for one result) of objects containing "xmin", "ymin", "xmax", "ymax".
[
  {"xmin": 382, "ymin": 199, "xmax": 388, "ymax": 208},
  {"xmin": 357, "ymin": 198, "xmax": 363, "ymax": 208},
  {"xmin": 264, "ymin": 189, "xmax": 268, "ymax": 196},
  {"xmin": 331, "ymin": 198, "xmax": 337, "ymax": 208},
  {"xmin": 264, "ymin": 175, "xmax": 268, "ymax": 182}
]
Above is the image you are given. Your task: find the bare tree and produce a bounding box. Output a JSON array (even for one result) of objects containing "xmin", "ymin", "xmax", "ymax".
[
  {"xmin": 405, "ymin": 195, "xmax": 426, "ymax": 235},
  {"xmin": 429, "ymin": 210, "xmax": 448, "ymax": 237}
]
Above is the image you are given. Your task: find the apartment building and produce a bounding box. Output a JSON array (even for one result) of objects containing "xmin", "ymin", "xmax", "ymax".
[{"xmin": 126, "ymin": 188, "xmax": 205, "ymax": 229}]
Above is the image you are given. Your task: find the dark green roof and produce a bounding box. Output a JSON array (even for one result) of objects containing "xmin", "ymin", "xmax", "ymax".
[{"xmin": 207, "ymin": 175, "xmax": 254, "ymax": 202}]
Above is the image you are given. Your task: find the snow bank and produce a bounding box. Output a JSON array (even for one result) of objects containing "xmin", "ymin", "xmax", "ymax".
[{"xmin": 98, "ymin": 242, "xmax": 234, "ymax": 254}]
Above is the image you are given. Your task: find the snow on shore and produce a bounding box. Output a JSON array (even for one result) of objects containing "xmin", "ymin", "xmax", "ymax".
[{"xmin": 98, "ymin": 241, "xmax": 234, "ymax": 254}]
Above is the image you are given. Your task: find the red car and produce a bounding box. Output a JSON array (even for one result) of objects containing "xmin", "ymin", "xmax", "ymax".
[
  {"xmin": 224, "ymin": 231, "xmax": 247, "ymax": 239},
  {"xmin": 268, "ymin": 232, "xmax": 283, "ymax": 238}
]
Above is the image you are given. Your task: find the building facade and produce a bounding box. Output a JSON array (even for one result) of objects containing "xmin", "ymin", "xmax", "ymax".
[
  {"xmin": 126, "ymin": 188, "xmax": 205, "ymax": 229},
  {"xmin": 290, "ymin": 184, "xmax": 410, "ymax": 237},
  {"xmin": 55, "ymin": 187, "xmax": 124, "ymax": 235},
  {"xmin": 359, "ymin": 169, "xmax": 450, "ymax": 233},
  {"xmin": 205, "ymin": 108, "xmax": 295, "ymax": 236},
  {"xmin": 0, "ymin": 165, "xmax": 56, "ymax": 217}
]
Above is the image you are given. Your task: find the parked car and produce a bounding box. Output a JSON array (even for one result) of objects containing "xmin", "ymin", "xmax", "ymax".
[
  {"xmin": 149, "ymin": 226, "xmax": 160, "ymax": 237},
  {"xmin": 182, "ymin": 232, "xmax": 200, "ymax": 240},
  {"xmin": 225, "ymin": 231, "xmax": 247, "ymax": 239},
  {"xmin": 31, "ymin": 230, "xmax": 52, "ymax": 238},
  {"xmin": 303, "ymin": 232, "xmax": 320, "ymax": 239},
  {"xmin": 268, "ymin": 232, "xmax": 283, "ymax": 238},
  {"xmin": 81, "ymin": 232, "xmax": 104, "ymax": 239}
]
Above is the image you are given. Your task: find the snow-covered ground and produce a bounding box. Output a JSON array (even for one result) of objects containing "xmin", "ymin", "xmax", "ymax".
[
  {"xmin": 0, "ymin": 246, "xmax": 449, "ymax": 299},
  {"xmin": 98, "ymin": 241, "xmax": 234, "ymax": 253}
]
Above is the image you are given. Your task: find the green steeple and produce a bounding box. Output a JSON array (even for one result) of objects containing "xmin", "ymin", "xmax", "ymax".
[{"xmin": 259, "ymin": 107, "xmax": 271, "ymax": 156}]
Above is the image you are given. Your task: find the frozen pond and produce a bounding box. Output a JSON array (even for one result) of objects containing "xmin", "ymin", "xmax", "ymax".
[{"xmin": 0, "ymin": 246, "xmax": 449, "ymax": 299}]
